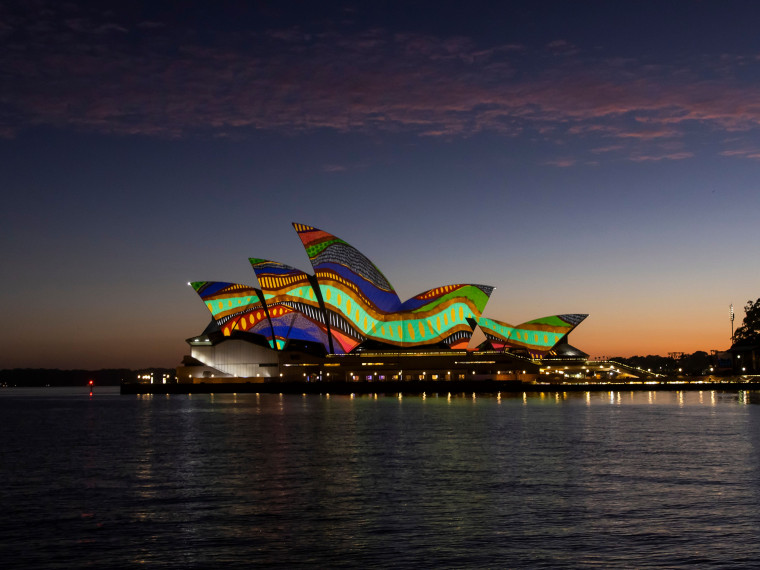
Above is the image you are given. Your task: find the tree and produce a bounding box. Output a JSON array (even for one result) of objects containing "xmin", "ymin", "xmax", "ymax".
[{"xmin": 733, "ymin": 298, "xmax": 760, "ymax": 343}]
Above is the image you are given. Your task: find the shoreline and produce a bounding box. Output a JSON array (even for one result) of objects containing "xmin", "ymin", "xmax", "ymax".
[{"xmin": 121, "ymin": 379, "xmax": 760, "ymax": 395}]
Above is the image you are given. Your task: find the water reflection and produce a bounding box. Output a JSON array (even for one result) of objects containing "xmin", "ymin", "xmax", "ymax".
[{"xmin": 3, "ymin": 388, "xmax": 760, "ymax": 567}]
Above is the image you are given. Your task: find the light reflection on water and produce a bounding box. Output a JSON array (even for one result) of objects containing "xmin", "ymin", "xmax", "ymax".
[{"xmin": 2, "ymin": 387, "xmax": 760, "ymax": 568}]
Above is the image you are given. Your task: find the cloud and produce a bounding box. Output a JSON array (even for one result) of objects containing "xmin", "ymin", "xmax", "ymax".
[
  {"xmin": 545, "ymin": 158, "xmax": 577, "ymax": 167},
  {"xmin": 628, "ymin": 151, "xmax": 694, "ymax": 162},
  {"xmin": 3, "ymin": 1, "xmax": 760, "ymax": 162},
  {"xmin": 719, "ymin": 148, "xmax": 760, "ymax": 159},
  {"xmin": 322, "ymin": 164, "xmax": 347, "ymax": 172},
  {"xmin": 591, "ymin": 144, "xmax": 624, "ymax": 154},
  {"xmin": 615, "ymin": 128, "xmax": 681, "ymax": 140},
  {"xmin": 544, "ymin": 39, "xmax": 580, "ymax": 56}
]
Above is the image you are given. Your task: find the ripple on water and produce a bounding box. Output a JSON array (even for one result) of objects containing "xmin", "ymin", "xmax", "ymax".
[{"xmin": 2, "ymin": 389, "xmax": 760, "ymax": 568}]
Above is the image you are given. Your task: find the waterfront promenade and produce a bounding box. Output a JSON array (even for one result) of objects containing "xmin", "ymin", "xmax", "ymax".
[{"xmin": 122, "ymin": 378, "xmax": 760, "ymax": 396}]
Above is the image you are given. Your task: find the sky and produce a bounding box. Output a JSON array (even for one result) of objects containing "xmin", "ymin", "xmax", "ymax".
[{"xmin": 1, "ymin": 0, "xmax": 759, "ymax": 369}]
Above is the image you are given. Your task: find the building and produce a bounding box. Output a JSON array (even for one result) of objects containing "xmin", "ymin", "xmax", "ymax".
[
  {"xmin": 135, "ymin": 368, "xmax": 176, "ymax": 384},
  {"xmin": 178, "ymin": 223, "xmax": 588, "ymax": 383}
]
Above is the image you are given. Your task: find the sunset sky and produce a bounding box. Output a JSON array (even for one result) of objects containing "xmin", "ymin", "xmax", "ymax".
[{"xmin": 2, "ymin": 0, "xmax": 759, "ymax": 369}]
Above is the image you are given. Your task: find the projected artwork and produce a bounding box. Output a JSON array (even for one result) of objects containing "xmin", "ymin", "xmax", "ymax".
[
  {"xmin": 190, "ymin": 224, "xmax": 587, "ymax": 357},
  {"xmin": 190, "ymin": 281, "xmax": 273, "ymax": 341},
  {"xmin": 294, "ymin": 223, "xmax": 493, "ymax": 350},
  {"xmin": 392, "ymin": 283, "xmax": 494, "ymax": 349},
  {"xmin": 249, "ymin": 259, "xmax": 332, "ymax": 352},
  {"xmin": 477, "ymin": 314, "xmax": 588, "ymax": 358}
]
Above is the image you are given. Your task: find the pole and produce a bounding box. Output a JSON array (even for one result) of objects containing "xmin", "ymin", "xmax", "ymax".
[{"xmin": 730, "ymin": 303, "xmax": 735, "ymax": 343}]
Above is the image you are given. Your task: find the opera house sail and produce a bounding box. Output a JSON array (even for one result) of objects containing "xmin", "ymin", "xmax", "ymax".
[{"xmin": 181, "ymin": 223, "xmax": 587, "ymax": 381}]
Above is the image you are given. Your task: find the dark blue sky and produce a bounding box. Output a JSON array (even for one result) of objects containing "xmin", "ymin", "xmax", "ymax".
[{"xmin": 1, "ymin": 0, "xmax": 758, "ymax": 368}]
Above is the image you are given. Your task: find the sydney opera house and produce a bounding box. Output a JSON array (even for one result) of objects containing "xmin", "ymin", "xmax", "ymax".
[{"xmin": 178, "ymin": 224, "xmax": 588, "ymax": 383}]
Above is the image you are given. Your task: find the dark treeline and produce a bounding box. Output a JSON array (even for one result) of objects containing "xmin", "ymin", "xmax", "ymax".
[
  {"xmin": 610, "ymin": 351, "xmax": 720, "ymax": 376},
  {"xmin": 0, "ymin": 368, "xmax": 175, "ymax": 387}
]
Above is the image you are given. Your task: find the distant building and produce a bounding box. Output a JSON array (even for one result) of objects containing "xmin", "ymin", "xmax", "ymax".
[
  {"xmin": 178, "ymin": 224, "xmax": 588, "ymax": 382},
  {"xmin": 135, "ymin": 369, "xmax": 176, "ymax": 385}
]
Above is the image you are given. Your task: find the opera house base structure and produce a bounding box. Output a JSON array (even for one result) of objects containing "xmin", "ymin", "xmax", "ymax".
[
  {"xmin": 176, "ymin": 324, "xmax": 591, "ymax": 385},
  {"xmin": 175, "ymin": 224, "xmax": 590, "ymax": 387}
]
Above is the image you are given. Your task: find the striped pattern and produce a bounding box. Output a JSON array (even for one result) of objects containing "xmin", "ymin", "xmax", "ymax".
[{"xmin": 190, "ymin": 226, "xmax": 587, "ymax": 356}]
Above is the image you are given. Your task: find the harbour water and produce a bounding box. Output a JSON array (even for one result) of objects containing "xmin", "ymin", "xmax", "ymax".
[{"xmin": 2, "ymin": 387, "xmax": 760, "ymax": 568}]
